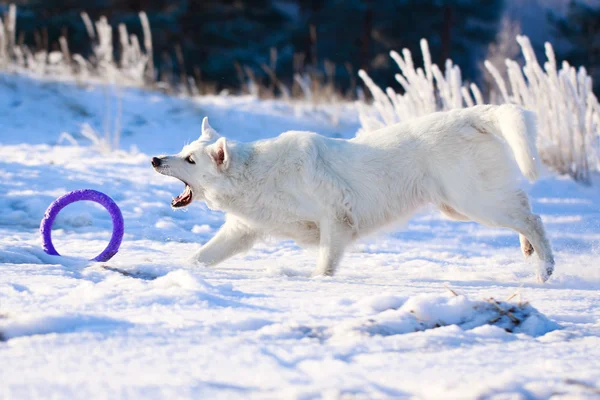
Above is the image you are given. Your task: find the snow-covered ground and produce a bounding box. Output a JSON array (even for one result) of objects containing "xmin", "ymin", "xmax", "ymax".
[{"xmin": 1, "ymin": 74, "xmax": 599, "ymax": 399}]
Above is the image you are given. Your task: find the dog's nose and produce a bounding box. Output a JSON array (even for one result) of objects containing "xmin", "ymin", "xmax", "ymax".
[{"xmin": 151, "ymin": 157, "xmax": 162, "ymax": 168}]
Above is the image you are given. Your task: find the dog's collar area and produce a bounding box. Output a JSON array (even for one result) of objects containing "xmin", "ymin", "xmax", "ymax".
[{"xmin": 172, "ymin": 184, "xmax": 193, "ymax": 208}]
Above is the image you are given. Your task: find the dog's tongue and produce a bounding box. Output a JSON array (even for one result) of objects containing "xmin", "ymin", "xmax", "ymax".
[{"xmin": 172, "ymin": 185, "xmax": 193, "ymax": 208}]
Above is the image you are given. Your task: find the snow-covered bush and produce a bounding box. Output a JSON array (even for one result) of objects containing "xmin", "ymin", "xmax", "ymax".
[
  {"xmin": 2, "ymin": 3, "xmax": 598, "ymax": 177},
  {"xmin": 0, "ymin": 5, "xmax": 16, "ymax": 70},
  {"xmin": 486, "ymin": 36, "xmax": 599, "ymax": 183},
  {"xmin": 0, "ymin": 6, "xmax": 151, "ymax": 87},
  {"xmin": 358, "ymin": 37, "xmax": 600, "ymax": 184},
  {"xmin": 58, "ymin": 120, "xmax": 122, "ymax": 155},
  {"xmin": 356, "ymin": 39, "xmax": 481, "ymax": 133}
]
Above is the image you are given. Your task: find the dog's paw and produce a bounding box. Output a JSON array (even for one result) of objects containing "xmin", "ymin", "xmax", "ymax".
[
  {"xmin": 310, "ymin": 270, "xmax": 333, "ymax": 278},
  {"xmin": 187, "ymin": 257, "xmax": 206, "ymax": 268},
  {"xmin": 535, "ymin": 260, "xmax": 554, "ymax": 283}
]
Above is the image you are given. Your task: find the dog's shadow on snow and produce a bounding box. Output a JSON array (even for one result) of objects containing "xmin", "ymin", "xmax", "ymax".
[
  {"xmin": 266, "ymin": 266, "xmax": 312, "ymax": 278},
  {"xmin": 100, "ymin": 265, "xmax": 160, "ymax": 280}
]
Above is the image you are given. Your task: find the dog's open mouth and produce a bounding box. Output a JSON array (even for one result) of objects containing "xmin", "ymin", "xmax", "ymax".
[{"xmin": 172, "ymin": 183, "xmax": 193, "ymax": 208}]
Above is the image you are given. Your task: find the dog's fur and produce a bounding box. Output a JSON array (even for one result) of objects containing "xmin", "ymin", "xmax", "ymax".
[{"xmin": 153, "ymin": 104, "xmax": 555, "ymax": 282}]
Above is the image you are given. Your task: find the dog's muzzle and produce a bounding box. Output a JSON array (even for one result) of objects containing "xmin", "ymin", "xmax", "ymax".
[{"xmin": 151, "ymin": 156, "xmax": 194, "ymax": 208}]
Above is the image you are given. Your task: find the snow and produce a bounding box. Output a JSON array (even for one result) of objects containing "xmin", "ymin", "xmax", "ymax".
[{"xmin": 1, "ymin": 74, "xmax": 600, "ymax": 399}]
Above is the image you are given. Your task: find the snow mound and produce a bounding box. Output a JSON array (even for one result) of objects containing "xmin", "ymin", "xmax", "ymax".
[
  {"xmin": 334, "ymin": 293, "xmax": 561, "ymax": 338},
  {"xmin": 256, "ymin": 293, "xmax": 561, "ymax": 346},
  {"xmin": 0, "ymin": 314, "xmax": 132, "ymax": 340}
]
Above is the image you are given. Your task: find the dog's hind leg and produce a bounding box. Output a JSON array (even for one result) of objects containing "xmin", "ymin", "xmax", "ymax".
[
  {"xmin": 512, "ymin": 189, "xmax": 535, "ymax": 258},
  {"xmin": 511, "ymin": 213, "xmax": 554, "ymax": 282},
  {"xmin": 449, "ymin": 190, "xmax": 554, "ymax": 283},
  {"xmin": 191, "ymin": 218, "xmax": 258, "ymax": 266},
  {"xmin": 440, "ymin": 202, "xmax": 533, "ymax": 257},
  {"xmin": 311, "ymin": 218, "xmax": 353, "ymax": 277}
]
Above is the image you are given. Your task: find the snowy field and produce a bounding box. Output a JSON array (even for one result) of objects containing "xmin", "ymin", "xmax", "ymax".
[{"xmin": 1, "ymin": 74, "xmax": 599, "ymax": 399}]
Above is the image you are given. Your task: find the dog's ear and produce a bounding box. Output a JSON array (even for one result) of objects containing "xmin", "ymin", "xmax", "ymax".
[
  {"xmin": 201, "ymin": 117, "xmax": 220, "ymax": 141},
  {"xmin": 208, "ymin": 137, "xmax": 230, "ymax": 171}
]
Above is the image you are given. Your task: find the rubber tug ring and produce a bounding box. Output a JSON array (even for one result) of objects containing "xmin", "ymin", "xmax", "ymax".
[{"xmin": 40, "ymin": 189, "xmax": 124, "ymax": 262}]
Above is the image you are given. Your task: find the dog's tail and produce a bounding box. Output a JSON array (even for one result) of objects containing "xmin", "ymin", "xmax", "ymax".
[{"xmin": 483, "ymin": 104, "xmax": 542, "ymax": 182}]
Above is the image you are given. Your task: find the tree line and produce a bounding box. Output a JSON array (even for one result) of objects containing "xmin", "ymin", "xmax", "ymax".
[{"xmin": 4, "ymin": 0, "xmax": 598, "ymax": 94}]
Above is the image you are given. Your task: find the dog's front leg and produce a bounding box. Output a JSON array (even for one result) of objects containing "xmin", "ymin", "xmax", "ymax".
[
  {"xmin": 191, "ymin": 219, "xmax": 257, "ymax": 266},
  {"xmin": 311, "ymin": 218, "xmax": 353, "ymax": 277}
]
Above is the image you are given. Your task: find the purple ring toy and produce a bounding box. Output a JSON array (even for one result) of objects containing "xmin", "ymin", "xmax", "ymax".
[{"xmin": 40, "ymin": 189, "xmax": 124, "ymax": 262}]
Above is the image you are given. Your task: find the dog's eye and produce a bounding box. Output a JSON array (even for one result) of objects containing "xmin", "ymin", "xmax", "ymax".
[{"xmin": 185, "ymin": 155, "xmax": 195, "ymax": 164}]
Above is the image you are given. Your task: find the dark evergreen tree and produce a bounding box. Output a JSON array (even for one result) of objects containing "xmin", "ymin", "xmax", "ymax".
[
  {"xmin": 371, "ymin": 0, "xmax": 505, "ymax": 87},
  {"xmin": 288, "ymin": 0, "xmax": 367, "ymax": 88},
  {"xmin": 289, "ymin": 0, "xmax": 504, "ymax": 89},
  {"xmin": 178, "ymin": 0, "xmax": 294, "ymax": 86},
  {"xmin": 8, "ymin": 0, "xmax": 506, "ymax": 91},
  {"xmin": 551, "ymin": 0, "xmax": 600, "ymax": 94}
]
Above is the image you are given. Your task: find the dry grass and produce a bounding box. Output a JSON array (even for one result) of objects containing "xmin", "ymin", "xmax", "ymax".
[
  {"xmin": 2, "ymin": 4, "xmax": 599, "ymax": 180},
  {"xmin": 358, "ymin": 37, "xmax": 600, "ymax": 184}
]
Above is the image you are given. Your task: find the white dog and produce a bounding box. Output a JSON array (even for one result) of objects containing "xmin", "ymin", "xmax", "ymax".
[{"xmin": 152, "ymin": 104, "xmax": 554, "ymax": 282}]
